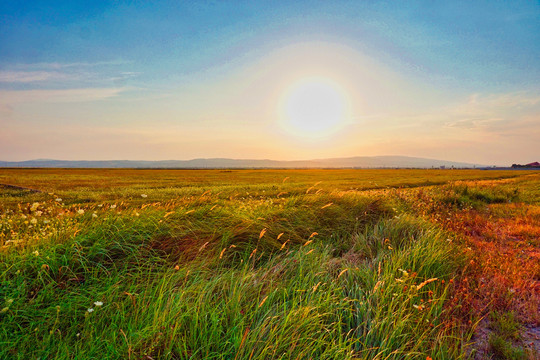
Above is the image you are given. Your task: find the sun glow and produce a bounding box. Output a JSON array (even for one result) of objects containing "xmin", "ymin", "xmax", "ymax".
[{"xmin": 280, "ymin": 77, "xmax": 349, "ymax": 137}]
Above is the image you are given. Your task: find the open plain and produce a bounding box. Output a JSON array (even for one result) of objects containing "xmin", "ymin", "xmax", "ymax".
[{"xmin": 1, "ymin": 169, "xmax": 539, "ymax": 359}]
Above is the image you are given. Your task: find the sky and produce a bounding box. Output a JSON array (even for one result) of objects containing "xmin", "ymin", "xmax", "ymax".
[{"xmin": 1, "ymin": 0, "xmax": 539, "ymax": 165}]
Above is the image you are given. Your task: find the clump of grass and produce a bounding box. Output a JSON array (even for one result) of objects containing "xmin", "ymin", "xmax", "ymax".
[
  {"xmin": 340, "ymin": 215, "xmax": 469, "ymax": 359},
  {"xmin": 438, "ymin": 184, "xmax": 519, "ymax": 210},
  {"xmin": 488, "ymin": 334, "xmax": 526, "ymax": 360},
  {"xmin": 486, "ymin": 311, "xmax": 530, "ymax": 360},
  {"xmin": 489, "ymin": 311, "xmax": 522, "ymax": 341}
]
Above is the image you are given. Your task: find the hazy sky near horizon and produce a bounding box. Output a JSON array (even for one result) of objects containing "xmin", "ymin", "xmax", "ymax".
[{"xmin": 1, "ymin": 1, "xmax": 539, "ymax": 165}]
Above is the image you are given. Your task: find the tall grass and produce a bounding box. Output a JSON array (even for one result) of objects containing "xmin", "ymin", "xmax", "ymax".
[{"xmin": 1, "ymin": 191, "xmax": 470, "ymax": 359}]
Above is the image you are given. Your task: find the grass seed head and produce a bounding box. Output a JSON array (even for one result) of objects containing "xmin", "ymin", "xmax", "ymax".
[
  {"xmin": 258, "ymin": 296, "xmax": 268, "ymax": 308},
  {"xmin": 337, "ymin": 269, "xmax": 348, "ymax": 278}
]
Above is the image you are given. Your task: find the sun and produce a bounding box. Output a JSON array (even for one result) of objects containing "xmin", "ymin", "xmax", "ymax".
[{"xmin": 279, "ymin": 77, "xmax": 349, "ymax": 137}]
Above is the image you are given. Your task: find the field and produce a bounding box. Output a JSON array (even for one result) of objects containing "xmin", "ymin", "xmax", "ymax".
[{"xmin": 1, "ymin": 169, "xmax": 539, "ymax": 359}]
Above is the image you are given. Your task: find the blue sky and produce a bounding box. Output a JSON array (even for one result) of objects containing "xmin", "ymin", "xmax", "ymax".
[{"xmin": 1, "ymin": 1, "xmax": 539, "ymax": 164}]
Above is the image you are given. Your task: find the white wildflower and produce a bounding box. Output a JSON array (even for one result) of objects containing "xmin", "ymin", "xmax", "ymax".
[
  {"xmin": 110, "ymin": 205, "xmax": 116, "ymax": 209},
  {"xmin": 92, "ymin": 213, "xmax": 98, "ymax": 218},
  {"xmin": 141, "ymin": 194, "xmax": 148, "ymax": 198},
  {"xmin": 87, "ymin": 308, "xmax": 94, "ymax": 313},
  {"xmin": 32, "ymin": 250, "xmax": 39, "ymax": 256},
  {"xmin": 94, "ymin": 301, "xmax": 103, "ymax": 306},
  {"xmin": 30, "ymin": 202, "xmax": 40, "ymax": 211},
  {"xmin": 55, "ymin": 198, "xmax": 62, "ymax": 202},
  {"xmin": 77, "ymin": 209, "xmax": 85, "ymax": 215},
  {"xmin": 30, "ymin": 218, "xmax": 37, "ymax": 225}
]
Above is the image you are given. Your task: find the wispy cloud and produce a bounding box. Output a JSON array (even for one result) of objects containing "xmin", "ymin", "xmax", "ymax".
[
  {"xmin": 461, "ymin": 92, "xmax": 540, "ymax": 111},
  {"xmin": 10, "ymin": 60, "xmax": 130, "ymax": 70},
  {"xmin": 0, "ymin": 61, "xmax": 138, "ymax": 85},
  {"xmin": 354, "ymin": 91, "xmax": 540, "ymax": 143},
  {"xmin": 443, "ymin": 91, "xmax": 540, "ymax": 135},
  {"xmin": 0, "ymin": 70, "xmax": 76, "ymax": 83},
  {"xmin": 0, "ymin": 88, "xmax": 126, "ymax": 105},
  {"xmin": 445, "ymin": 118, "xmax": 504, "ymax": 130}
]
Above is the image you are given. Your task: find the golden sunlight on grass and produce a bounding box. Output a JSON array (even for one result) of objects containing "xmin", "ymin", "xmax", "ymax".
[{"xmin": 1, "ymin": 169, "xmax": 539, "ymax": 359}]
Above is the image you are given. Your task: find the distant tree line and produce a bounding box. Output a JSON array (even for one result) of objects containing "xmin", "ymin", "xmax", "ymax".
[{"xmin": 511, "ymin": 162, "xmax": 540, "ymax": 168}]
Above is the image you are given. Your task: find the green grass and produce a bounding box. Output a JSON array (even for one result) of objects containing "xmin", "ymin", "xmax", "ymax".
[
  {"xmin": 489, "ymin": 311, "xmax": 522, "ymax": 342},
  {"xmin": 1, "ymin": 169, "xmax": 538, "ymax": 359},
  {"xmin": 0, "ymin": 214, "xmax": 466, "ymax": 359},
  {"xmin": 487, "ymin": 311, "xmax": 528, "ymax": 360},
  {"xmin": 488, "ymin": 335, "xmax": 526, "ymax": 360}
]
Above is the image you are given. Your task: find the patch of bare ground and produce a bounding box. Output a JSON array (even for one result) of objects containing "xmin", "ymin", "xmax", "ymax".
[
  {"xmin": 524, "ymin": 326, "xmax": 540, "ymax": 357},
  {"xmin": 0, "ymin": 182, "xmax": 42, "ymax": 192},
  {"xmin": 440, "ymin": 203, "xmax": 540, "ymax": 359}
]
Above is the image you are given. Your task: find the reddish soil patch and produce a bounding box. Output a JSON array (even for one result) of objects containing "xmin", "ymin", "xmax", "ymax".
[
  {"xmin": 429, "ymin": 200, "xmax": 540, "ymax": 358},
  {"xmin": 443, "ymin": 205, "xmax": 540, "ymax": 325}
]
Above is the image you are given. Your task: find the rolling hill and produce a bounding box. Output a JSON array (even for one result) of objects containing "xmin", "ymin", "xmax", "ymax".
[{"xmin": 0, "ymin": 156, "xmax": 486, "ymax": 168}]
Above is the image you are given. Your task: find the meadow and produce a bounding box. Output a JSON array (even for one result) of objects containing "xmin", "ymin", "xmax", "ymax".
[{"xmin": 1, "ymin": 169, "xmax": 539, "ymax": 359}]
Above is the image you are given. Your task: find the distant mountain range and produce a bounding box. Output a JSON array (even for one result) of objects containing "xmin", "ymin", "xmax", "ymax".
[{"xmin": 0, "ymin": 156, "xmax": 487, "ymax": 169}]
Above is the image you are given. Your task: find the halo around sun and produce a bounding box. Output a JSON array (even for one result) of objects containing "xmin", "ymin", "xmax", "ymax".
[{"xmin": 279, "ymin": 77, "xmax": 350, "ymax": 138}]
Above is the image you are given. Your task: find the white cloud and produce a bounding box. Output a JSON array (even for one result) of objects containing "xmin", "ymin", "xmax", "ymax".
[
  {"xmin": 0, "ymin": 71, "xmax": 69, "ymax": 83},
  {"xmin": 0, "ymin": 61, "xmax": 136, "ymax": 84},
  {"xmin": 444, "ymin": 118, "xmax": 504, "ymax": 130},
  {"xmin": 462, "ymin": 92, "xmax": 540, "ymax": 111},
  {"xmin": 10, "ymin": 60, "xmax": 130, "ymax": 70},
  {"xmin": 0, "ymin": 88, "xmax": 126, "ymax": 105},
  {"xmin": 442, "ymin": 92, "xmax": 540, "ymax": 135}
]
